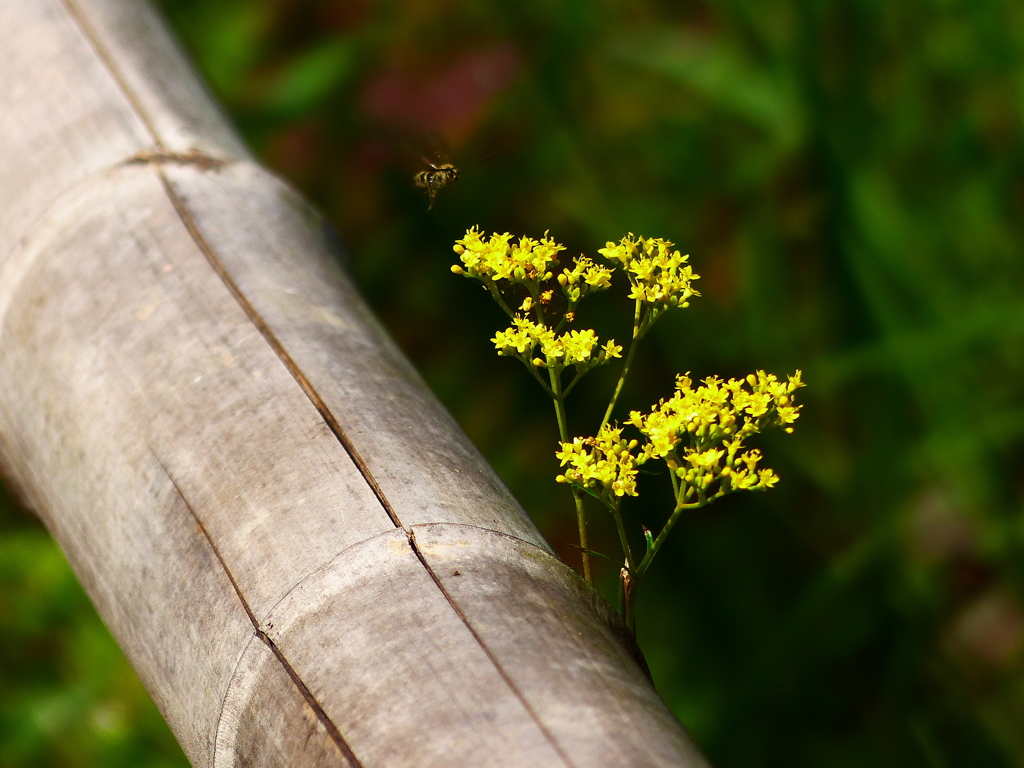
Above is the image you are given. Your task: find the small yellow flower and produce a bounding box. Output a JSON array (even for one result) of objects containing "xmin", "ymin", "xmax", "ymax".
[
  {"xmin": 560, "ymin": 256, "xmax": 614, "ymax": 303},
  {"xmin": 491, "ymin": 316, "xmax": 618, "ymax": 373},
  {"xmin": 556, "ymin": 425, "xmax": 640, "ymax": 499},
  {"xmin": 598, "ymin": 234, "xmax": 701, "ymax": 311},
  {"xmin": 560, "ymin": 329, "xmax": 598, "ymax": 366},
  {"xmin": 453, "ymin": 227, "xmax": 565, "ymax": 285},
  {"xmin": 626, "ymin": 369, "xmax": 804, "ymax": 501},
  {"xmin": 601, "ymin": 339, "xmax": 623, "ymax": 360},
  {"xmin": 492, "ymin": 316, "xmax": 549, "ymax": 357}
]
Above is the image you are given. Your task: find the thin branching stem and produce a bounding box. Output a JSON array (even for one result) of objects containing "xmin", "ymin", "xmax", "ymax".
[
  {"xmin": 570, "ymin": 488, "xmax": 591, "ymax": 583},
  {"xmin": 606, "ymin": 498, "xmax": 634, "ymax": 573},
  {"xmin": 524, "ymin": 362, "xmax": 553, "ymax": 394},
  {"xmin": 636, "ymin": 496, "xmax": 713, "ymax": 581},
  {"xmin": 487, "ymin": 283, "xmax": 517, "ymax": 318},
  {"xmin": 552, "ymin": 299, "xmax": 578, "ymax": 335},
  {"xmin": 599, "ymin": 299, "xmax": 644, "ymax": 432},
  {"xmin": 667, "ymin": 463, "xmax": 680, "ymax": 500},
  {"xmin": 549, "ymin": 366, "xmax": 593, "ymax": 583},
  {"xmin": 561, "ymin": 369, "xmax": 586, "ymax": 398}
]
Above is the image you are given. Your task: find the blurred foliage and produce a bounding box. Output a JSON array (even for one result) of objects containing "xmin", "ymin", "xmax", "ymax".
[
  {"xmin": 0, "ymin": 488, "xmax": 187, "ymax": 767},
  {"xmin": 4, "ymin": 0, "xmax": 1024, "ymax": 765}
]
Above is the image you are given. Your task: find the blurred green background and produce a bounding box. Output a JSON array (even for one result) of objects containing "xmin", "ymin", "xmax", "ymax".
[{"xmin": 3, "ymin": 0, "xmax": 1024, "ymax": 765}]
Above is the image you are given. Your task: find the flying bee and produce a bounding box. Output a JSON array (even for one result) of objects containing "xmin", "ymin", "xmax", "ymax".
[
  {"xmin": 408, "ymin": 131, "xmax": 495, "ymax": 210},
  {"xmin": 414, "ymin": 157, "xmax": 460, "ymax": 211}
]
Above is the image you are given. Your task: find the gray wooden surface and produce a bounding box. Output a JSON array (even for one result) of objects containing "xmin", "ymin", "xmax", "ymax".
[{"xmin": 0, "ymin": 1, "xmax": 713, "ymax": 766}]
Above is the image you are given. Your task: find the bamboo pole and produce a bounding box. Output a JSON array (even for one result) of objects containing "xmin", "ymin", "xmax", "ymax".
[{"xmin": 0, "ymin": 1, "xmax": 712, "ymax": 766}]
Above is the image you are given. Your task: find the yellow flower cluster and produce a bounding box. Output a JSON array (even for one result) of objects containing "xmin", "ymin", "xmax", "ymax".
[
  {"xmin": 627, "ymin": 370, "xmax": 805, "ymax": 498},
  {"xmin": 597, "ymin": 234, "xmax": 700, "ymax": 310},
  {"xmin": 452, "ymin": 227, "xmax": 564, "ymax": 283},
  {"xmin": 451, "ymin": 226, "xmax": 804, "ymax": 613},
  {"xmin": 556, "ymin": 425, "xmax": 640, "ymax": 498},
  {"xmin": 558, "ymin": 256, "xmax": 614, "ymax": 303},
  {"xmin": 556, "ymin": 370, "xmax": 803, "ymax": 505},
  {"xmin": 493, "ymin": 317, "xmax": 622, "ymax": 370}
]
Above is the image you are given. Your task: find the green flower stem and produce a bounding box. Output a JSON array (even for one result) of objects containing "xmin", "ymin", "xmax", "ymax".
[
  {"xmin": 561, "ymin": 369, "xmax": 585, "ymax": 398},
  {"xmin": 552, "ymin": 295, "xmax": 578, "ymax": 334},
  {"xmin": 667, "ymin": 463, "xmax": 681, "ymax": 500},
  {"xmin": 635, "ymin": 506, "xmax": 683, "ymax": 581},
  {"xmin": 622, "ymin": 499, "xmax": 695, "ymax": 630},
  {"xmin": 605, "ymin": 500, "xmax": 638, "ymax": 629},
  {"xmin": 624, "ymin": 574, "xmax": 637, "ymax": 633},
  {"xmin": 530, "ymin": 290, "xmax": 595, "ymax": 585},
  {"xmin": 570, "ymin": 487, "xmax": 591, "ymax": 584},
  {"xmin": 486, "ymin": 283, "xmax": 517, "ymax": 319},
  {"xmin": 599, "ymin": 299, "xmax": 644, "ymax": 432},
  {"xmin": 530, "ymin": 286, "xmax": 550, "ymax": 327},
  {"xmin": 553, "ymin": 310, "xmax": 574, "ymax": 335},
  {"xmin": 523, "ymin": 360, "xmax": 554, "ymax": 394},
  {"xmin": 549, "ymin": 365, "xmax": 593, "ymax": 584},
  {"xmin": 608, "ymin": 501, "xmax": 635, "ymax": 576},
  {"xmin": 635, "ymin": 497, "xmax": 709, "ymax": 581}
]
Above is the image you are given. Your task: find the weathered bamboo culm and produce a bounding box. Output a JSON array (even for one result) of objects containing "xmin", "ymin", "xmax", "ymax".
[{"xmin": 0, "ymin": 2, "xmax": 712, "ymax": 766}]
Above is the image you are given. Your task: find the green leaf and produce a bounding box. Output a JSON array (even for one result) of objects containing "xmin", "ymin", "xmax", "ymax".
[{"xmin": 264, "ymin": 38, "xmax": 360, "ymax": 116}]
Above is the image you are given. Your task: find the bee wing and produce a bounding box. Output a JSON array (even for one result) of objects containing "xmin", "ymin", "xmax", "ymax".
[
  {"xmin": 410, "ymin": 130, "xmax": 454, "ymax": 169},
  {"xmin": 374, "ymin": 121, "xmax": 452, "ymax": 170},
  {"xmin": 461, "ymin": 150, "xmax": 500, "ymax": 170}
]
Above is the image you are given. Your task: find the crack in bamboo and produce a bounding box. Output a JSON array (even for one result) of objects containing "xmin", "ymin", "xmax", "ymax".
[
  {"xmin": 151, "ymin": 451, "xmax": 364, "ymax": 768},
  {"xmin": 405, "ymin": 528, "xmax": 579, "ymax": 768}
]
